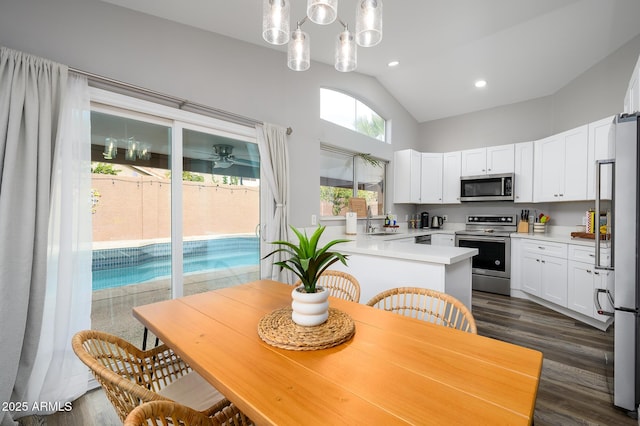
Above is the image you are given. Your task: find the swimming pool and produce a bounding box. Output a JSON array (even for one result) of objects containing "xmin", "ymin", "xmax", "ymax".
[{"xmin": 92, "ymin": 237, "xmax": 259, "ymax": 290}]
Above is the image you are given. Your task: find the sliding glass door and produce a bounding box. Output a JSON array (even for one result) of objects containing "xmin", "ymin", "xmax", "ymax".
[
  {"xmin": 89, "ymin": 91, "xmax": 260, "ymax": 345},
  {"xmin": 180, "ymin": 125, "xmax": 260, "ymax": 296},
  {"xmin": 89, "ymin": 108, "xmax": 173, "ymax": 345}
]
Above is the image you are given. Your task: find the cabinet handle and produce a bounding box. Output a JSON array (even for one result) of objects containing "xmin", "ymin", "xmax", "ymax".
[
  {"xmin": 559, "ymin": 194, "xmax": 564, "ymax": 196},
  {"xmin": 536, "ymin": 259, "xmax": 540, "ymax": 262},
  {"xmin": 587, "ymin": 269, "xmax": 592, "ymax": 273},
  {"xmin": 589, "ymin": 253, "xmax": 595, "ymax": 257},
  {"xmin": 554, "ymin": 194, "xmax": 559, "ymax": 197},
  {"xmin": 541, "ymin": 260, "xmax": 546, "ymax": 264},
  {"xmin": 538, "ymin": 246, "xmax": 545, "ymax": 250},
  {"xmin": 487, "ymin": 168, "xmax": 491, "ymax": 171},
  {"xmin": 594, "ymin": 271, "xmax": 600, "ymax": 275}
]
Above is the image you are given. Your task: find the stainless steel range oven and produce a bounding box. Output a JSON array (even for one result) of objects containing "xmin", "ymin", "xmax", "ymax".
[{"xmin": 455, "ymin": 214, "xmax": 516, "ymax": 296}]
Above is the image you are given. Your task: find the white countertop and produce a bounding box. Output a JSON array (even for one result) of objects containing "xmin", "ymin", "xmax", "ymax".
[
  {"xmin": 308, "ymin": 224, "xmax": 476, "ymax": 265},
  {"xmin": 338, "ymin": 239, "xmax": 478, "ymax": 265},
  {"xmin": 510, "ymin": 226, "xmax": 611, "ymax": 248}
]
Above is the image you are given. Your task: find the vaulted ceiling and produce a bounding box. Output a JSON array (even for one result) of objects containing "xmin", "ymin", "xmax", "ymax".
[{"xmin": 100, "ymin": 0, "xmax": 640, "ymax": 122}]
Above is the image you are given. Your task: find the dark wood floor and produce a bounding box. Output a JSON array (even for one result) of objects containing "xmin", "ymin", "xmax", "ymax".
[
  {"xmin": 21, "ymin": 291, "xmax": 639, "ymax": 425},
  {"xmin": 472, "ymin": 290, "xmax": 636, "ymax": 425}
]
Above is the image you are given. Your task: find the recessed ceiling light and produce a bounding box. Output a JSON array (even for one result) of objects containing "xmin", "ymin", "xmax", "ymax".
[
  {"xmin": 475, "ymin": 80, "xmax": 487, "ymax": 88},
  {"xmin": 388, "ymin": 61, "xmax": 400, "ymax": 67}
]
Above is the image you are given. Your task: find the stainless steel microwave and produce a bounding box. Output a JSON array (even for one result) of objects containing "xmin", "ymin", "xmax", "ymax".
[{"xmin": 460, "ymin": 173, "xmax": 514, "ymax": 202}]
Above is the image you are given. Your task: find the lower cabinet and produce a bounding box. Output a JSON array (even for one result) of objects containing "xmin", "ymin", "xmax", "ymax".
[
  {"xmin": 431, "ymin": 233, "xmax": 455, "ymax": 247},
  {"xmin": 520, "ymin": 241, "xmax": 567, "ymax": 307},
  {"xmin": 567, "ymin": 246, "xmax": 613, "ymax": 321},
  {"xmin": 513, "ymin": 238, "xmax": 613, "ymax": 329}
]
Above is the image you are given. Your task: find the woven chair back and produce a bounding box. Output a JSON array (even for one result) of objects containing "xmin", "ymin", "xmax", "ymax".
[
  {"xmin": 294, "ymin": 270, "xmax": 361, "ymax": 302},
  {"xmin": 366, "ymin": 287, "xmax": 477, "ymax": 334},
  {"xmin": 72, "ymin": 330, "xmax": 190, "ymax": 422},
  {"xmin": 124, "ymin": 401, "xmax": 217, "ymax": 426}
]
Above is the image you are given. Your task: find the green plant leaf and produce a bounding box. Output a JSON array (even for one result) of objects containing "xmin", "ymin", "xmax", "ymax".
[{"xmin": 263, "ymin": 225, "xmax": 349, "ymax": 293}]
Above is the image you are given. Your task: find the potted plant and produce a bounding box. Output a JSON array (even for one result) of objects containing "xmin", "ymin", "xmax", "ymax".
[{"xmin": 264, "ymin": 225, "xmax": 349, "ymax": 326}]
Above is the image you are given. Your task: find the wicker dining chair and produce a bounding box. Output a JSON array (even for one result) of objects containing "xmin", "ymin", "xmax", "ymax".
[
  {"xmin": 72, "ymin": 330, "xmax": 251, "ymax": 425},
  {"xmin": 124, "ymin": 400, "xmax": 245, "ymax": 426},
  {"xmin": 366, "ymin": 287, "xmax": 477, "ymax": 334},
  {"xmin": 294, "ymin": 270, "xmax": 361, "ymax": 302}
]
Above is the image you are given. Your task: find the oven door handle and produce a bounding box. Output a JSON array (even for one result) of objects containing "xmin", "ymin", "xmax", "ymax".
[{"xmin": 456, "ymin": 235, "xmax": 508, "ymax": 243}]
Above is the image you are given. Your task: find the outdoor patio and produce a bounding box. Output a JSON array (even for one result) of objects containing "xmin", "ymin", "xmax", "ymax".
[{"xmin": 91, "ymin": 265, "xmax": 260, "ymax": 347}]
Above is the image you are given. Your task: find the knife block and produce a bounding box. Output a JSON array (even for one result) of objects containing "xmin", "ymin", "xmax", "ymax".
[{"xmin": 517, "ymin": 220, "xmax": 529, "ymax": 233}]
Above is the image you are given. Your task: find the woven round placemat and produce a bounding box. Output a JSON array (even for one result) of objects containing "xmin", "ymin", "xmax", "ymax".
[{"xmin": 257, "ymin": 307, "xmax": 355, "ymax": 351}]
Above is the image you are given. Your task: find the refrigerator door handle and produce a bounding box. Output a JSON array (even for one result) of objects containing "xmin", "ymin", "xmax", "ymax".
[
  {"xmin": 594, "ymin": 288, "xmax": 615, "ymax": 316},
  {"xmin": 595, "ymin": 159, "xmax": 615, "ymax": 271}
]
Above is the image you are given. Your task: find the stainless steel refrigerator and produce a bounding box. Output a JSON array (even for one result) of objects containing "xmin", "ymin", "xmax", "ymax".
[{"xmin": 595, "ymin": 112, "xmax": 640, "ymax": 412}]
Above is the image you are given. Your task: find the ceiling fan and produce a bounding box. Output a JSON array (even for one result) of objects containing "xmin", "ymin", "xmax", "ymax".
[{"xmin": 210, "ymin": 144, "xmax": 259, "ymax": 169}]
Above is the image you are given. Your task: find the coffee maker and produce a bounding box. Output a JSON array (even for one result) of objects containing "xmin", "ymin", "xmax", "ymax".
[{"xmin": 420, "ymin": 212, "xmax": 429, "ymax": 228}]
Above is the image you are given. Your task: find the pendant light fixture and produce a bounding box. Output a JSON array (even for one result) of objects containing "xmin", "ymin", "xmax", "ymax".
[
  {"xmin": 262, "ymin": 0, "xmax": 290, "ymax": 45},
  {"xmin": 307, "ymin": 0, "xmax": 338, "ymax": 25},
  {"xmin": 288, "ymin": 24, "xmax": 310, "ymax": 71},
  {"xmin": 262, "ymin": 0, "xmax": 383, "ymax": 72},
  {"xmin": 355, "ymin": 0, "xmax": 383, "ymax": 47},
  {"xmin": 335, "ymin": 26, "xmax": 356, "ymax": 72}
]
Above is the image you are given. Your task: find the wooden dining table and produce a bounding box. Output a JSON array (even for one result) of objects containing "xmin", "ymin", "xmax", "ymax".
[{"xmin": 133, "ymin": 279, "xmax": 543, "ymax": 425}]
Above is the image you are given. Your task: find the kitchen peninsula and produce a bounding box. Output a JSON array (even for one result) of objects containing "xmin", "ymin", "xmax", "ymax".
[{"xmin": 324, "ymin": 228, "xmax": 478, "ymax": 308}]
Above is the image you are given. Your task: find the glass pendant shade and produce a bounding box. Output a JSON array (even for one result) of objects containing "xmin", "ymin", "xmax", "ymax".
[
  {"xmin": 103, "ymin": 137, "xmax": 117, "ymax": 159},
  {"xmin": 355, "ymin": 0, "xmax": 383, "ymax": 47},
  {"xmin": 262, "ymin": 0, "xmax": 290, "ymax": 45},
  {"xmin": 288, "ymin": 28, "xmax": 310, "ymax": 71},
  {"xmin": 307, "ymin": 0, "xmax": 338, "ymax": 25},
  {"xmin": 335, "ymin": 29, "xmax": 356, "ymax": 72},
  {"xmin": 125, "ymin": 137, "xmax": 137, "ymax": 161}
]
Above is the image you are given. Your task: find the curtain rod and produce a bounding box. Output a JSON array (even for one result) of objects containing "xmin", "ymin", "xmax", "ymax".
[{"xmin": 69, "ymin": 67, "xmax": 293, "ymax": 135}]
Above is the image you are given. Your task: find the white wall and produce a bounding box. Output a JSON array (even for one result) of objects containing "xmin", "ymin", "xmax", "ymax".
[
  {"xmin": 419, "ymin": 34, "xmax": 640, "ymax": 152},
  {"xmin": 0, "ymin": 0, "xmax": 419, "ymax": 227}
]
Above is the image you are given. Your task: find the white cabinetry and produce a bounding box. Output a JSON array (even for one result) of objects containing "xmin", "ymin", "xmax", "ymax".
[
  {"xmin": 512, "ymin": 237, "xmax": 614, "ymax": 330},
  {"xmin": 431, "ymin": 233, "xmax": 455, "ymax": 247},
  {"xmin": 442, "ymin": 151, "xmax": 462, "ymax": 204},
  {"xmin": 567, "ymin": 245, "xmax": 613, "ymax": 323},
  {"xmin": 514, "ymin": 141, "xmax": 534, "ymax": 203},
  {"xmin": 393, "ymin": 149, "xmax": 421, "ymax": 203},
  {"xmin": 420, "ymin": 153, "xmax": 443, "ymax": 203},
  {"xmin": 520, "ymin": 240, "xmax": 568, "ymax": 307},
  {"xmin": 394, "ymin": 150, "xmax": 444, "ymax": 204},
  {"xmin": 461, "ymin": 145, "xmax": 514, "ymax": 177},
  {"xmin": 534, "ymin": 125, "xmax": 588, "ymax": 202},
  {"xmin": 624, "ymin": 54, "xmax": 639, "ymax": 114},
  {"xmin": 587, "ymin": 116, "xmax": 614, "ymax": 200}
]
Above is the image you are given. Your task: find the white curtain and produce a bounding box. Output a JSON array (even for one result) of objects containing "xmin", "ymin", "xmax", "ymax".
[
  {"xmin": 21, "ymin": 73, "xmax": 92, "ymax": 415},
  {"xmin": 0, "ymin": 47, "xmax": 91, "ymax": 425},
  {"xmin": 256, "ymin": 123, "xmax": 290, "ymax": 282}
]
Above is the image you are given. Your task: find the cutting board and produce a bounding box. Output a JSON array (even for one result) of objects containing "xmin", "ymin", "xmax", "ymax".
[
  {"xmin": 348, "ymin": 198, "xmax": 367, "ymax": 217},
  {"xmin": 570, "ymin": 232, "xmax": 610, "ymax": 240}
]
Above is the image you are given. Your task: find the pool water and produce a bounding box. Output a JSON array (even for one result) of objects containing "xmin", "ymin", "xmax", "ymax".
[{"xmin": 92, "ymin": 237, "xmax": 259, "ymax": 290}]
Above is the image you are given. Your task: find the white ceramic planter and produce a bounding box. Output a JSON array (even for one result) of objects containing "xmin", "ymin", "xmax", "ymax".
[{"xmin": 291, "ymin": 286, "xmax": 329, "ymax": 326}]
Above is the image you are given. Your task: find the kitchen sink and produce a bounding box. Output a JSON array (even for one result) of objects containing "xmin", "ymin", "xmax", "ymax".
[{"xmin": 365, "ymin": 231, "xmax": 403, "ymax": 236}]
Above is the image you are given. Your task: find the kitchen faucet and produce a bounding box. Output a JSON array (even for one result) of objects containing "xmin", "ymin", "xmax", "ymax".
[{"xmin": 366, "ymin": 206, "xmax": 374, "ymax": 233}]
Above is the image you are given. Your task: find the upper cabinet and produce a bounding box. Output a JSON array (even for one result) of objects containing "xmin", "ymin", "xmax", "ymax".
[
  {"xmin": 587, "ymin": 116, "xmax": 615, "ymax": 200},
  {"xmin": 624, "ymin": 55, "xmax": 640, "ymax": 114},
  {"xmin": 442, "ymin": 151, "xmax": 462, "ymax": 204},
  {"xmin": 514, "ymin": 142, "xmax": 534, "ymax": 203},
  {"xmin": 393, "ymin": 149, "xmax": 422, "ymax": 203},
  {"xmin": 534, "ymin": 125, "xmax": 588, "ymax": 202},
  {"xmin": 393, "ymin": 150, "xmax": 444, "ymax": 204},
  {"xmin": 420, "ymin": 153, "xmax": 443, "ymax": 204},
  {"xmin": 461, "ymin": 145, "xmax": 514, "ymax": 177}
]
